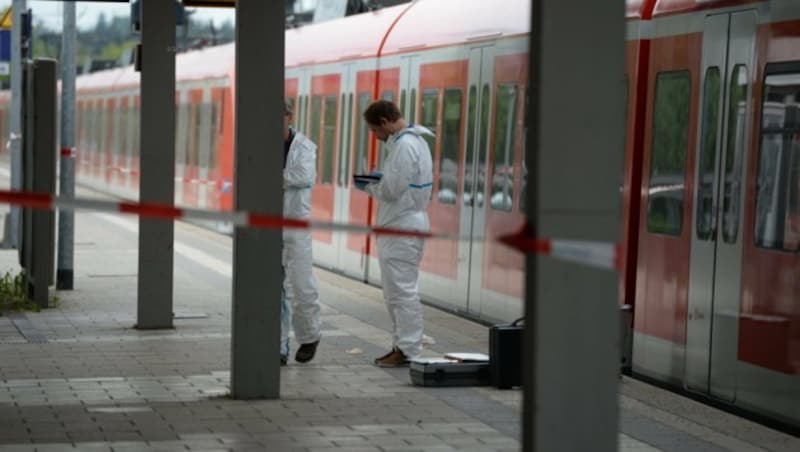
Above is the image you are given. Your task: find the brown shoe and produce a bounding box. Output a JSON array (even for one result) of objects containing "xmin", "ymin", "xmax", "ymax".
[
  {"xmin": 295, "ymin": 340, "xmax": 319, "ymax": 363},
  {"xmin": 374, "ymin": 347, "xmax": 409, "ymax": 367}
]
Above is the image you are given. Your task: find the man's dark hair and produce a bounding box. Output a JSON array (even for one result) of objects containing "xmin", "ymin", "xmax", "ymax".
[{"xmin": 363, "ymin": 99, "xmax": 402, "ymax": 126}]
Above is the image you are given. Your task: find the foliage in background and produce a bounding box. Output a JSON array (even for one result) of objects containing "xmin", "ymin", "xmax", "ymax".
[{"xmin": 31, "ymin": 12, "xmax": 235, "ymax": 70}]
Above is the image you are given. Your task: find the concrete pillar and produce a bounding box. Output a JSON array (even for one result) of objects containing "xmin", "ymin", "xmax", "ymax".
[
  {"xmin": 57, "ymin": 1, "xmax": 76, "ymax": 291},
  {"xmin": 230, "ymin": 0, "xmax": 284, "ymax": 399},
  {"xmin": 8, "ymin": 0, "xmax": 27, "ymax": 249},
  {"xmin": 522, "ymin": 1, "xmax": 625, "ymax": 450},
  {"xmin": 136, "ymin": 0, "xmax": 176, "ymax": 329}
]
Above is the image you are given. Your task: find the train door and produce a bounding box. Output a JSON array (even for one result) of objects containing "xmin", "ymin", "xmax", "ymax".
[
  {"xmin": 414, "ymin": 58, "xmax": 468, "ymax": 311},
  {"xmin": 478, "ymin": 53, "xmax": 528, "ymax": 321},
  {"xmin": 460, "ymin": 45, "xmax": 495, "ymax": 316},
  {"xmin": 308, "ymin": 73, "xmax": 341, "ymax": 267},
  {"xmin": 333, "ymin": 64, "xmax": 357, "ymax": 272},
  {"xmin": 686, "ymin": 11, "xmax": 756, "ymax": 401}
]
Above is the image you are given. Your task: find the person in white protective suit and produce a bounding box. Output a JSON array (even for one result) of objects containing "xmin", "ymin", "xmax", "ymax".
[
  {"xmin": 280, "ymin": 101, "xmax": 321, "ymax": 365},
  {"xmin": 355, "ymin": 99, "xmax": 434, "ymax": 367}
]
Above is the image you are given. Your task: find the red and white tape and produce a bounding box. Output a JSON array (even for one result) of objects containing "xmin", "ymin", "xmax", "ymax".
[{"xmin": 0, "ymin": 188, "xmax": 620, "ymax": 271}]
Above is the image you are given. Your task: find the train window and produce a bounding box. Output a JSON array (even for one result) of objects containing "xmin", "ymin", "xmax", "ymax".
[
  {"xmin": 463, "ymin": 86, "xmax": 478, "ymax": 206},
  {"xmin": 132, "ymin": 103, "xmax": 140, "ymax": 158},
  {"xmin": 377, "ymin": 90, "xmax": 396, "ymax": 167},
  {"xmin": 477, "ymin": 84, "xmax": 491, "ymax": 207},
  {"xmin": 345, "ymin": 93, "xmax": 353, "ymax": 184},
  {"xmin": 491, "ymin": 84, "xmax": 518, "ymax": 212},
  {"xmin": 647, "ymin": 71, "xmax": 690, "ymax": 236},
  {"xmin": 118, "ymin": 102, "xmax": 128, "ymax": 162},
  {"xmin": 176, "ymin": 103, "xmax": 187, "ymax": 165},
  {"xmin": 721, "ymin": 65, "xmax": 748, "ymax": 244},
  {"xmin": 438, "ymin": 88, "xmax": 462, "ymax": 205},
  {"xmin": 336, "ymin": 92, "xmax": 354, "ymax": 187},
  {"xmin": 420, "ymin": 88, "xmax": 439, "ymax": 161},
  {"xmin": 208, "ymin": 100, "xmax": 219, "ymax": 170},
  {"xmin": 193, "ymin": 103, "xmax": 203, "ymax": 167},
  {"xmin": 696, "ymin": 67, "xmax": 721, "ymax": 240},
  {"xmin": 755, "ymin": 67, "xmax": 800, "ymax": 251},
  {"xmin": 97, "ymin": 102, "xmax": 106, "ymax": 157},
  {"xmin": 322, "ymin": 94, "xmax": 337, "ymax": 184},
  {"xmin": 302, "ymin": 95, "xmax": 310, "ymax": 135},
  {"xmin": 400, "ymin": 89, "xmax": 407, "ymax": 118},
  {"xmin": 410, "ymin": 88, "xmax": 417, "ymax": 125},
  {"xmin": 355, "ymin": 92, "xmax": 370, "ymax": 176},
  {"xmin": 337, "ymin": 93, "xmax": 347, "ymax": 186},
  {"xmin": 107, "ymin": 101, "xmax": 116, "ymax": 161},
  {"xmin": 310, "ymin": 96, "xmax": 322, "ymax": 150}
]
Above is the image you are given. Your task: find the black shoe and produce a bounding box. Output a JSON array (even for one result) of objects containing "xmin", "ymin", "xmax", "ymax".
[
  {"xmin": 295, "ymin": 340, "xmax": 319, "ymax": 363},
  {"xmin": 280, "ymin": 354, "xmax": 288, "ymax": 366}
]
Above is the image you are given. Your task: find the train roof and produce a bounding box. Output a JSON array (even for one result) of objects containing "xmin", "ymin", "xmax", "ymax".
[
  {"xmin": 652, "ymin": 0, "xmax": 763, "ymax": 17},
  {"xmin": 381, "ymin": 0, "xmax": 530, "ymax": 55},
  {"xmin": 285, "ymin": 3, "xmax": 407, "ymax": 67},
  {"xmin": 76, "ymin": 42, "xmax": 236, "ymax": 92}
]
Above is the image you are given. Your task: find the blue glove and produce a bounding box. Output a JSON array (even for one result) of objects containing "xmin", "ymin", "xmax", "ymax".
[
  {"xmin": 370, "ymin": 170, "xmax": 383, "ymax": 178},
  {"xmin": 354, "ymin": 179, "xmax": 368, "ymax": 191}
]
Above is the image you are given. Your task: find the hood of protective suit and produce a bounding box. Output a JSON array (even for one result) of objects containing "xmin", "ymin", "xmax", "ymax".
[{"xmin": 394, "ymin": 124, "xmax": 435, "ymax": 142}]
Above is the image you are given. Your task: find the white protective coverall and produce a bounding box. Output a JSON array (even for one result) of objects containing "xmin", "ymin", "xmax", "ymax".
[
  {"xmin": 365, "ymin": 125, "xmax": 434, "ymax": 359},
  {"xmin": 281, "ymin": 131, "xmax": 321, "ymax": 349}
]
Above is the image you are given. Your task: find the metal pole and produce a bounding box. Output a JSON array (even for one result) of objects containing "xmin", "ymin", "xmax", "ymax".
[
  {"xmin": 8, "ymin": 0, "xmax": 27, "ymax": 249},
  {"xmin": 231, "ymin": 0, "xmax": 284, "ymax": 399},
  {"xmin": 57, "ymin": 1, "xmax": 76, "ymax": 290},
  {"xmin": 523, "ymin": 0, "xmax": 624, "ymax": 450}
]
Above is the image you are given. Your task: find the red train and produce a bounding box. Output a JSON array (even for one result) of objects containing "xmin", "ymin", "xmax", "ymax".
[{"xmin": 0, "ymin": 0, "xmax": 798, "ymax": 430}]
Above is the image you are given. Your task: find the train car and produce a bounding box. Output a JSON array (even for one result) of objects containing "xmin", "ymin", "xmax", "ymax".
[
  {"xmin": 627, "ymin": 0, "xmax": 800, "ymax": 429},
  {"xmin": 0, "ymin": 0, "xmax": 797, "ymax": 431}
]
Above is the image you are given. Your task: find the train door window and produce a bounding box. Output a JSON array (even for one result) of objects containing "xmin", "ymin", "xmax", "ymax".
[
  {"xmin": 491, "ymin": 84, "xmax": 518, "ymax": 212},
  {"xmin": 132, "ymin": 102, "xmax": 140, "ymax": 158},
  {"xmin": 95, "ymin": 103, "xmax": 102, "ymax": 155},
  {"xmin": 118, "ymin": 102, "xmax": 128, "ymax": 161},
  {"xmin": 463, "ymin": 86, "xmax": 478, "ymax": 206},
  {"xmin": 420, "ymin": 89, "xmax": 439, "ymax": 157},
  {"xmin": 321, "ymin": 94, "xmax": 337, "ymax": 184},
  {"xmin": 721, "ymin": 65, "xmax": 748, "ymax": 244},
  {"xmin": 287, "ymin": 97, "xmax": 296, "ymax": 118},
  {"xmin": 410, "ymin": 88, "xmax": 417, "ymax": 125},
  {"xmin": 75, "ymin": 102, "xmax": 83, "ymax": 150},
  {"xmin": 337, "ymin": 93, "xmax": 347, "ymax": 186},
  {"xmin": 477, "ymin": 84, "xmax": 491, "ymax": 207},
  {"xmin": 310, "ymin": 95, "xmax": 322, "ymax": 150},
  {"xmin": 696, "ymin": 67, "xmax": 721, "ymax": 240},
  {"xmin": 354, "ymin": 92, "xmax": 370, "ymax": 176},
  {"xmin": 203, "ymin": 101, "xmax": 212, "ymax": 169},
  {"xmin": 106, "ymin": 100, "xmax": 116, "ymax": 160},
  {"xmin": 400, "ymin": 89, "xmax": 407, "ymax": 118},
  {"xmin": 97, "ymin": 101, "xmax": 106, "ymax": 155},
  {"xmin": 193, "ymin": 103, "xmax": 203, "ymax": 167},
  {"xmin": 302, "ymin": 95, "xmax": 309, "ymax": 135},
  {"xmin": 378, "ymin": 90, "xmax": 396, "ymax": 167},
  {"xmin": 345, "ymin": 93, "xmax": 353, "ymax": 183},
  {"xmin": 176, "ymin": 102, "xmax": 187, "ymax": 164},
  {"xmin": 755, "ymin": 67, "xmax": 800, "ymax": 251},
  {"xmin": 80, "ymin": 103, "xmax": 89, "ymax": 152},
  {"xmin": 337, "ymin": 93, "xmax": 353, "ymax": 187},
  {"xmin": 438, "ymin": 88, "xmax": 462, "ymax": 205},
  {"xmin": 647, "ymin": 71, "xmax": 690, "ymax": 236},
  {"xmin": 209, "ymin": 99, "xmax": 219, "ymax": 170}
]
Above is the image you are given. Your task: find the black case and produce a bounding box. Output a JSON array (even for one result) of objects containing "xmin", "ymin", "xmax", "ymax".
[
  {"xmin": 409, "ymin": 361, "xmax": 490, "ymax": 387},
  {"xmin": 489, "ymin": 318, "xmax": 523, "ymax": 389}
]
